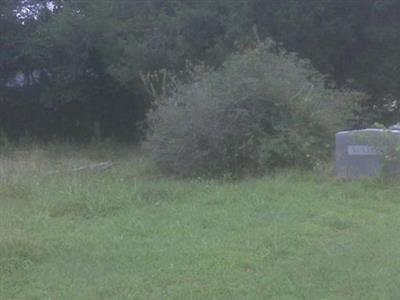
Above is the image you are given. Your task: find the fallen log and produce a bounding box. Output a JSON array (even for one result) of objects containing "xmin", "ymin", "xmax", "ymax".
[
  {"xmin": 48, "ymin": 161, "xmax": 115, "ymax": 175},
  {"xmin": 73, "ymin": 161, "xmax": 114, "ymax": 173}
]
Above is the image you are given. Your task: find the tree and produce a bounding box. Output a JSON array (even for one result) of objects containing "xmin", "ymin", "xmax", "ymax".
[
  {"xmin": 252, "ymin": 0, "xmax": 400, "ymax": 125},
  {"xmin": 2, "ymin": 0, "xmax": 400, "ymax": 142},
  {"xmin": 1, "ymin": 0, "xmax": 254, "ymax": 141}
]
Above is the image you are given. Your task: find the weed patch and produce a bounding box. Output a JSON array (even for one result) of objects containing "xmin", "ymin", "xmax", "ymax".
[{"xmin": 0, "ymin": 231, "xmax": 44, "ymax": 273}]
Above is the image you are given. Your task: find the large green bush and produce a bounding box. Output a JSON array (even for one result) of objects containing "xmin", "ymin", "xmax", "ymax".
[{"xmin": 145, "ymin": 41, "xmax": 363, "ymax": 177}]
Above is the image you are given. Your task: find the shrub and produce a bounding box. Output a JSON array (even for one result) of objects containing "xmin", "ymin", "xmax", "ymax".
[
  {"xmin": 145, "ymin": 40, "xmax": 364, "ymax": 177},
  {"xmin": 354, "ymin": 127, "xmax": 400, "ymax": 177}
]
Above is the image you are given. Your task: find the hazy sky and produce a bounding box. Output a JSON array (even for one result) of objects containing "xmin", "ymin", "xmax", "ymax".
[{"xmin": 16, "ymin": 0, "xmax": 55, "ymax": 20}]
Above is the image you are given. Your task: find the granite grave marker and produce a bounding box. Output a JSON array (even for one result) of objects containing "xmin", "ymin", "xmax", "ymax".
[{"xmin": 336, "ymin": 128, "xmax": 400, "ymax": 179}]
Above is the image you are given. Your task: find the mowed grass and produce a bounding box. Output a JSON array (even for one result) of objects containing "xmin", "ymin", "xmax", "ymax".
[{"xmin": 2, "ymin": 145, "xmax": 400, "ymax": 299}]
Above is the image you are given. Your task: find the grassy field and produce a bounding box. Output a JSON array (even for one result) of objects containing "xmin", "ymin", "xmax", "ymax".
[{"xmin": 2, "ymin": 145, "xmax": 400, "ymax": 299}]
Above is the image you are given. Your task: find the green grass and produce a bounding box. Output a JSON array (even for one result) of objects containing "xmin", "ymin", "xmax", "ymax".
[{"xmin": 2, "ymin": 145, "xmax": 400, "ymax": 299}]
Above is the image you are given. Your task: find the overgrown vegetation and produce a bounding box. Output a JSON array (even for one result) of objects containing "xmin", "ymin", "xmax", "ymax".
[
  {"xmin": 353, "ymin": 127, "xmax": 400, "ymax": 177},
  {"xmin": 3, "ymin": 1, "xmax": 400, "ymax": 298},
  {"xmin": 2, "ymin": 0, "xmax": 400, "ymax": 141},
  {"xmin": 2, "ymin": 146, "xmax": 400, "ymax": 299},
  {"xmin": 146, "ymin": 41, "xmax": 363, "ymax": 177}
]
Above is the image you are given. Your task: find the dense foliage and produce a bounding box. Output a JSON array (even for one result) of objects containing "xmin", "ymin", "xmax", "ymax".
[
  {"xmin": 146, "ymin": 42, "xmax": 363, "ymax": 176},
  {"xmin": 1, "ymin": 0, "xmax": 400, "ymax": 142}
]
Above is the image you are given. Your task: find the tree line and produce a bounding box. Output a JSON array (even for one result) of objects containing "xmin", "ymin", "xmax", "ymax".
[{"xmin": 1, "ymin": 0, "xmax": 400, "ymax": 142}]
